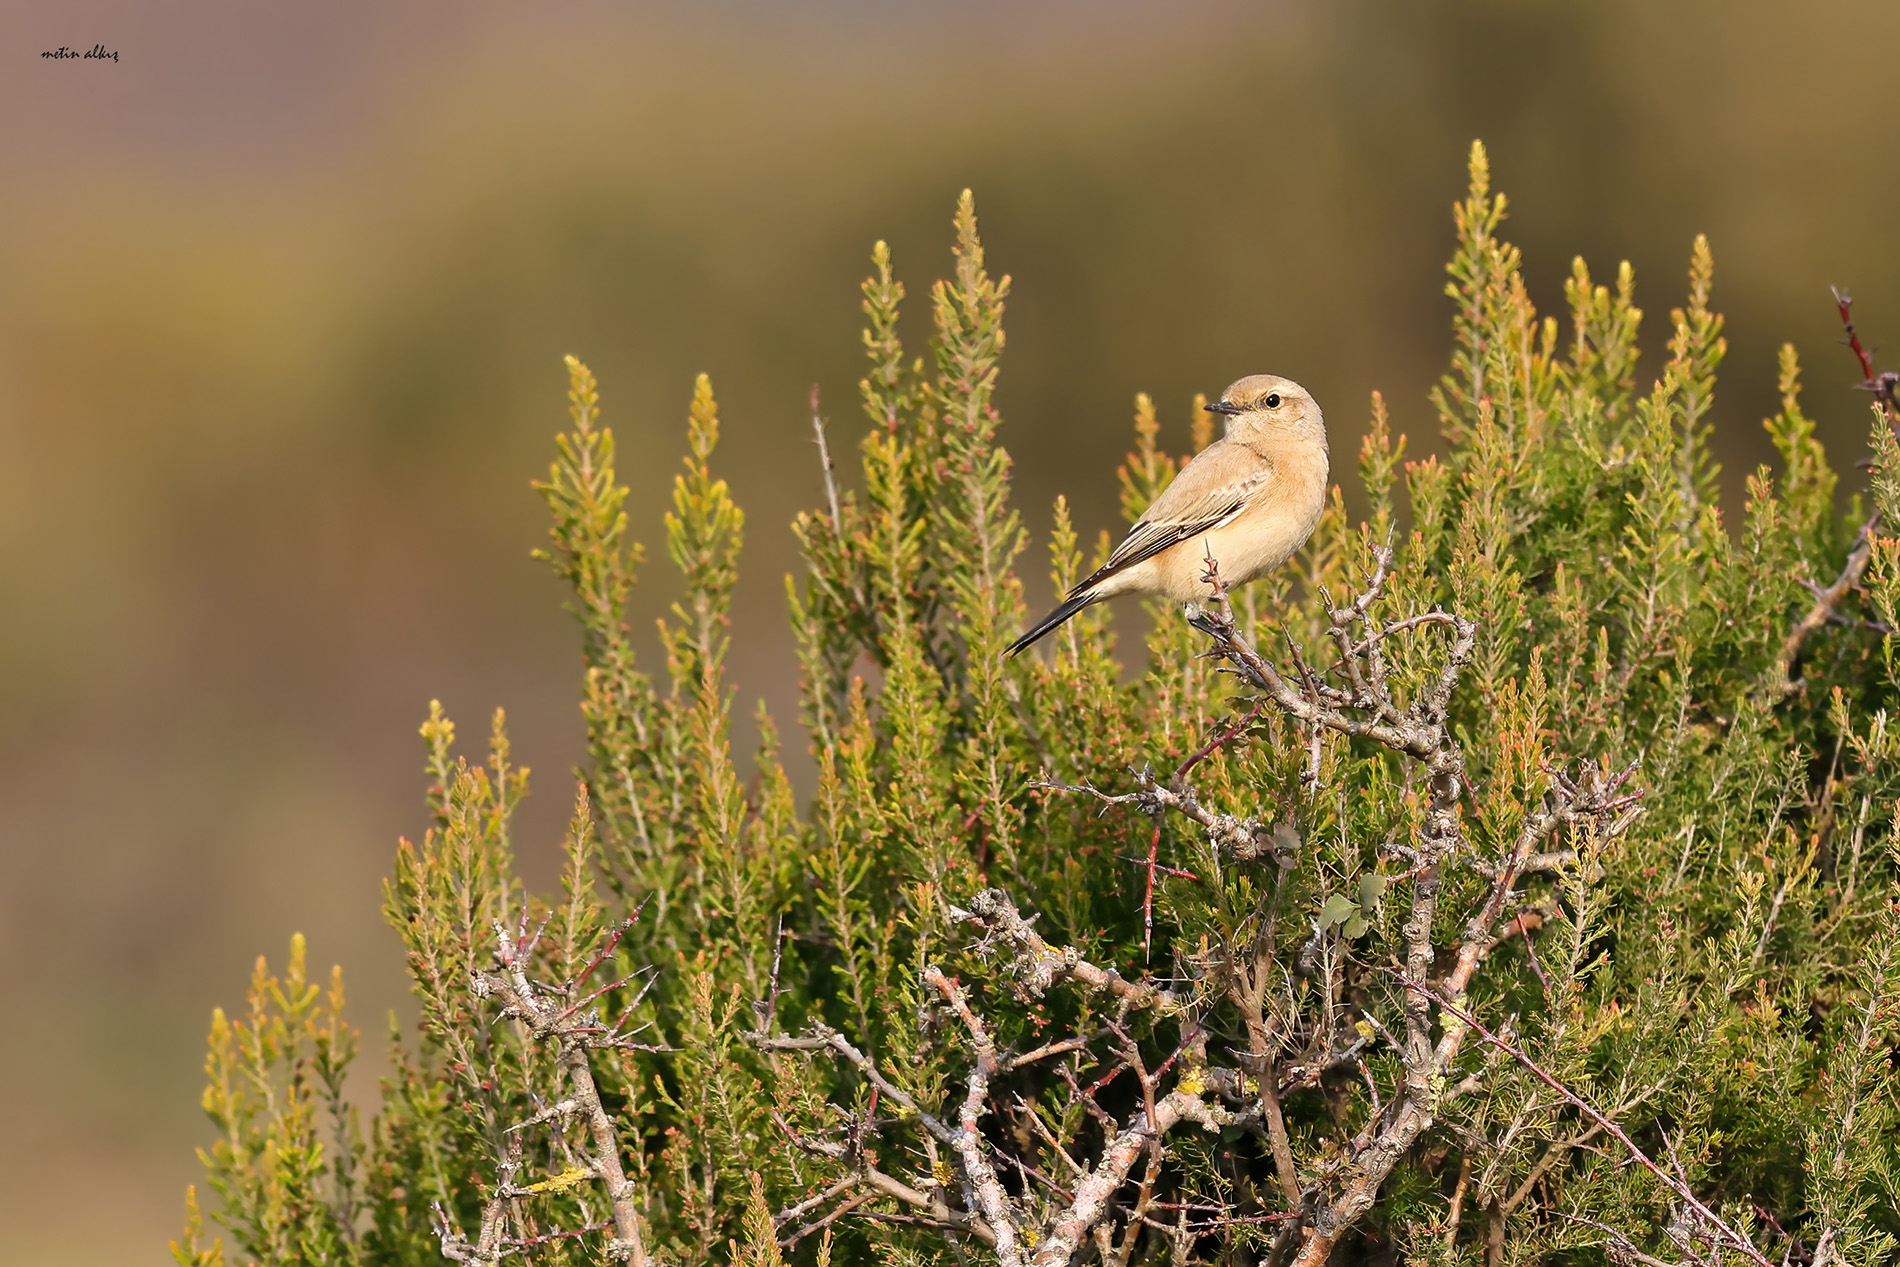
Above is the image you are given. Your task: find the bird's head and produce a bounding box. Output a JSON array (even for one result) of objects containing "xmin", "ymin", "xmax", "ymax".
[{"xmin": 1205, "ymin": 375, "xmax": 1326, "ymax": 450}]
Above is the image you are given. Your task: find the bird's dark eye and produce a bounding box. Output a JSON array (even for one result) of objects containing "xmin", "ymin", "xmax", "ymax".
[{"xmin": 1265, "ymin": 393, "xmax": 1282, "ymax": 408}]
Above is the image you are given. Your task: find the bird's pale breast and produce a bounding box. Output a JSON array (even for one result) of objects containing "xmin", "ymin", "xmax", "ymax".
[{"xmin": 1147, "ymin": 449, "xmax": 1329, "ymax": 603}]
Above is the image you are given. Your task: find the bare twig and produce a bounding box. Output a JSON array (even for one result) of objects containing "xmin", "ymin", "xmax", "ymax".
[
  {"xmin": 1035, "ymin": 1083, "xmax": 1257, "ymax": 1265},
  {"xmin": 1556, "ymin": 1211, "xmax": 1694, "ymax": 1267},
  {"xmin": 764, "ymin": 1092, "xmax": 999, "ymax": 1247},
  {"xmin": 1780, "ymin": 514, "xmax": 1880, "ymax": 692},
  {"xmin": 756, "ymin": 906, "xmax": 1263, "ymax": 1263},
  {"xmin": 923, "ymin": 966, "xmax": 1029, "ymax": 1266},
  {"xmin": 756, "ymin": 1028, "xmax": 957, "ymax": 1145},
  {"xmin": 955, "ymin": 888, "xmax": 1183, "ymax": 1012},
  {"xmin": 1141, "ymin": 816, "xmax": 1162, "ymax": 962},
  {"xmin": 811, "ymin": 384, "xmax": 844, "ymax": 529},
  {"xmin": 464, "ymin": 920, "xmax": 654, "ymax": 1266},
  {"xmin": 772, "ymin": 1176, "xmax": 855, "ymax": 1230},
  {"xmin": 1034, "ymin": 769, "xmax": 1281, "ymax": 862},
  {"xmin": 1172, "ymin": 696, "xmax": 1269, "ymax": 785},
  {"xmin": 1833, "ymin": 287, "xmax": 1899, "ymax": 421},
  {"xmin": 1118, "ymin": 854, "xmax": 1199, "ymax": 881}
]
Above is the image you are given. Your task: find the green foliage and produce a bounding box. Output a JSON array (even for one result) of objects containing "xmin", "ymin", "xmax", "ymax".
[
  {"xmin": 187, "ymin": 934, "xmax": 360, "ymax": 1266},
  {"xmin": 182, "ymin": 149, "xmax": 1900, "ymax": 1267}
]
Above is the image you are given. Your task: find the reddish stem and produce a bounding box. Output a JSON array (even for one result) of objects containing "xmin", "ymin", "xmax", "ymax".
[{"xmin": 1835, "ymin": 287, "xmax": 1878, "ymax": 384}]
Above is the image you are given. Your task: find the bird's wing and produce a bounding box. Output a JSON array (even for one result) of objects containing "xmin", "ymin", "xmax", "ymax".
[{"xmin": 1077, "ymin": 443, "xmax": 1271, "ymax": 591}]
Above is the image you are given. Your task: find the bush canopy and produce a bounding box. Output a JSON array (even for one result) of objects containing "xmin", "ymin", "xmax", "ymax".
[{"xmin": 176, "ymin": 143, "xmax": 1900, "ymax": 1267}]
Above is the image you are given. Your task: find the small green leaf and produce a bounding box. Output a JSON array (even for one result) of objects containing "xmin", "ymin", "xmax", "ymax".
[{"xmin": 1319, "ymin": 894, "xmax": 1358, "ymax": 928}]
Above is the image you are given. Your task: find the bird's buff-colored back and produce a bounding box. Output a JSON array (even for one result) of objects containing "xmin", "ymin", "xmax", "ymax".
[{"xmin": 1007, "ymin": 373, "xmax": 1328, "ymax": 654}]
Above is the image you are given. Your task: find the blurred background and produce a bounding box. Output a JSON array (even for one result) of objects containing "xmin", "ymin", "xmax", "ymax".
[{"xmin": 5, "ymin": 0, "xmax": 1900, "ymax": 1260}]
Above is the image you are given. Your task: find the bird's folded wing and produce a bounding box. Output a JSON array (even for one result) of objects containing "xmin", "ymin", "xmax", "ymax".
[{"xmin": 1077, "ymin": 448, "xmax": 1271, "ymax": 591}]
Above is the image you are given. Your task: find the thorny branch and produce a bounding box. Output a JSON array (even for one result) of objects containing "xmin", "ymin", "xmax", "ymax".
[
  {"xmin": 752, "ymin": 895, "xmax": 1262, "ymax": 1265},
  {"xmin": 1779, "ymin": 514, "xmax": 1881, "ymax": 693},
  {"xmin": 959, "ymin": 887, "xmax": 1182, "ymax": 1013},
  {"xmin": 1779, "ymin": 292, "xmax": 1900, "ymax": 691},
  {"xmin": 1037, "ymin": 545, "xmax": 1643, "ymax": 1267},
  {"xmin": 1778, "ymin": 292, "xmax": 1900, "ymax": 691},
  {"xmin": 437, "ymin": 912, "xmax": 660, "ymax": 1266},
  {"xmin": 1833, "ymin": 287, "xmax": 1899, "ymax": 423}
]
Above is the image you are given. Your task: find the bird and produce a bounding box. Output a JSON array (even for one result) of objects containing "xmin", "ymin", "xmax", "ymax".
[{"xmin": 1007, "ymin": 374, "xmax": 1329, "ymax": 656}]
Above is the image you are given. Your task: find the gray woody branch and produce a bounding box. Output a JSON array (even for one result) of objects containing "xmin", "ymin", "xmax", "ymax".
[
  {"xmin": 1061, "ymin": 545, "xmax": 1646, "ymax": 1267},
  {"xmin": 437, "ymin": 916, "xmax": 656, "ymax": 1267},
  {"xmin": 756, "ymin": 898, "xmax": 1260, "ymax": 1264}
]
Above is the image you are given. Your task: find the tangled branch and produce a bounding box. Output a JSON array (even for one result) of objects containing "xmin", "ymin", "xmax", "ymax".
[
  {"xmin": 752, "ymin": 898, "xmax": 1265, "ymax": 1264},
  {"xmin": 1041, "ymin": 546, "xmax": 1655, "ymax": 1267},
  {"xmin": 437, "ymin": 912, "xmax": 661, "ymax": 1266}
]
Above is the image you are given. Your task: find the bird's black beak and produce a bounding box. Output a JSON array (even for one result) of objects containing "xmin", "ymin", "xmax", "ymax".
[{"xmin": 1205, "ymin": 401, "xmax": 1243, "ymax": 416}]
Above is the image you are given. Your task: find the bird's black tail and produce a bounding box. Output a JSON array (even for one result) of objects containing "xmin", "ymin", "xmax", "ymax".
[{"xmin": 1005, "ymin": 589, "xmax": 1100, "ymax": 657}]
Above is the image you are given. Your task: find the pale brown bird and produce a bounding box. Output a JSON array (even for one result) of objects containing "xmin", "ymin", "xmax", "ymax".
[{"xmin": 1008, "ymin": 374, "xmax": 1329, "ymax": 656}]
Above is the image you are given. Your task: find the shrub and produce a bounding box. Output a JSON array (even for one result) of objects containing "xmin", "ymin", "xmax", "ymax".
[{"xmin": 175, "ymin": 143, "xmax": 1900, "ymax": 1267}]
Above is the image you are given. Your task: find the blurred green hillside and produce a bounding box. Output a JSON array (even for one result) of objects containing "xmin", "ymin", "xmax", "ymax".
[{"xmin": 3, "ymin": 2, "xmax": 1899, "ymax": 1262}]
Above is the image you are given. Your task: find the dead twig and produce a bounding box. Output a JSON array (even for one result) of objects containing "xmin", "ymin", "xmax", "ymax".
[
  {"xmin": 956, "ymin": 888, "xmax": 1185, "ymax": 1012},
  {"xmin": 811, "ymin": 384, "xmax": 844, "ymax": 529},
  {"xmin": 1779, "ymin": 514, "xmax": 1880, "ymax": 694},
  {"xmin": 464, "ymin": 920, "xmax": 654, "ymax": 1266},
  {"xmin": 1833, "ymin": 287, "xmax": 1899, "ymax": 421}
]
